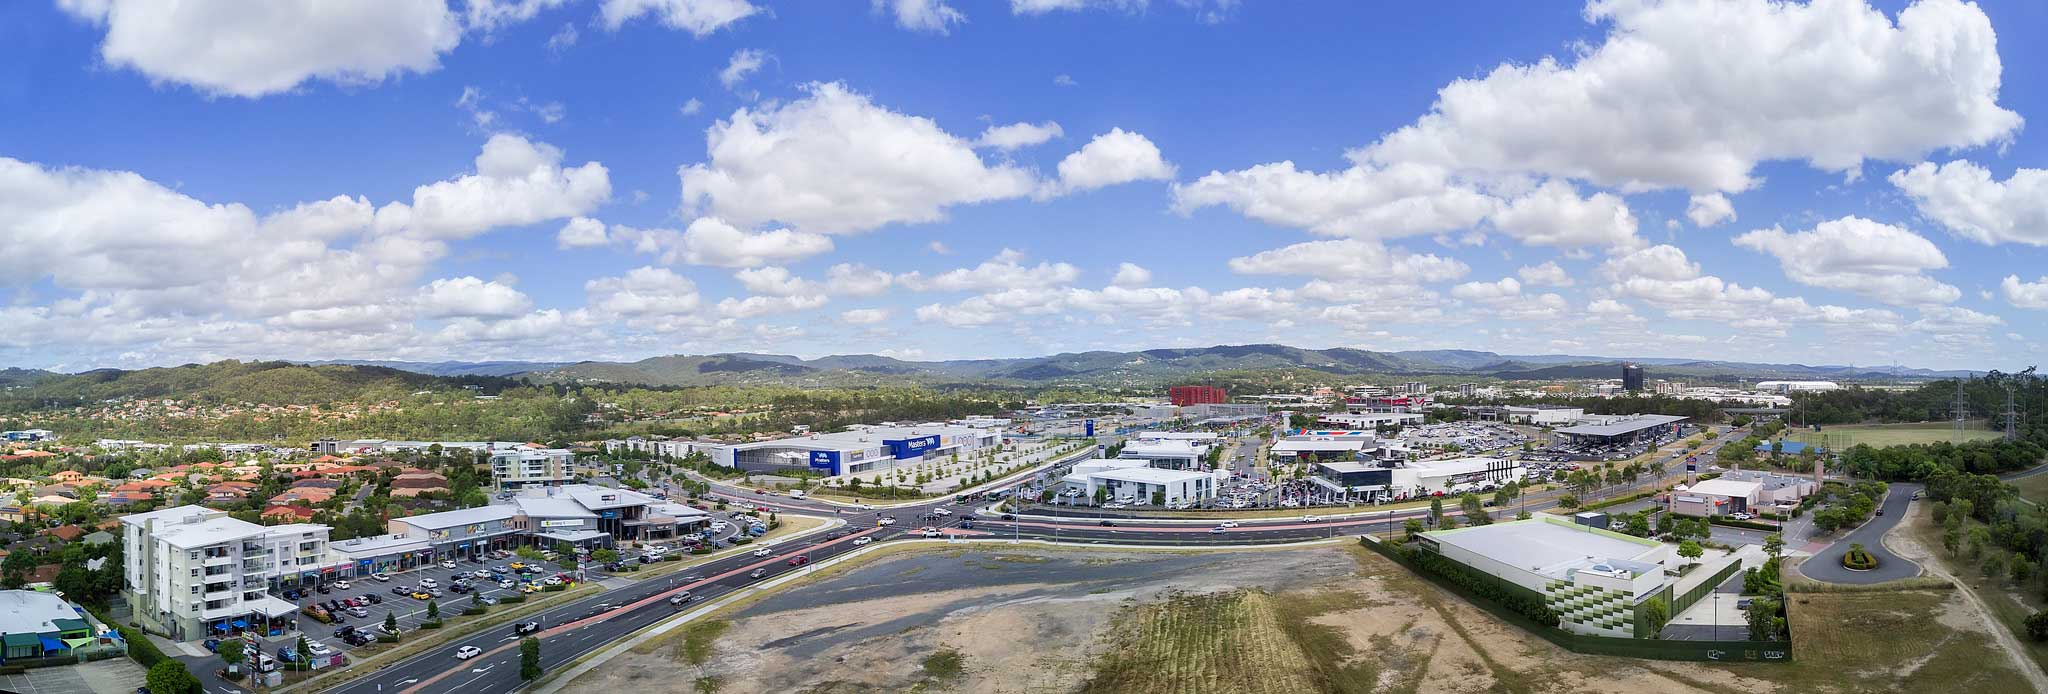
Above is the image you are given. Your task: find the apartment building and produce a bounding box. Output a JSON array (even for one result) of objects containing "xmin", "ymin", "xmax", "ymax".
[
  {"xmin": 120, "ymin": 505, "xmax": 327, "ymax": 640},
  {"xmin": 489, "ymin": 446, "xmax": 574, "ymax": 488}
]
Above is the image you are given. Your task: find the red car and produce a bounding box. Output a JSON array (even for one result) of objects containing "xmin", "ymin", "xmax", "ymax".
[{"xmin": 786, "ymin": 555, "xmax": 809, "ymax": 567}]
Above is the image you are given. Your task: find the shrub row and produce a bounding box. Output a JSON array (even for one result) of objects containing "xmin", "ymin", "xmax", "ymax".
[
  {"xmin": 1842, "ymin": 549, "xmax": 1879, "ymax": 571},
  {"xmin": 498, "ymin": 595, "xmax": 527, "ymax": 604},
  {"xmin": 1575, "ymin": 489, "xmax": 1662, "ymax": 512},
  {"xmin": 1403, "ymin": 546, "xmax": 1560, "ymax": 627},
  {"xmin": 1709, "ymin": 516, "xmax": 1780, "ymax": 531}
]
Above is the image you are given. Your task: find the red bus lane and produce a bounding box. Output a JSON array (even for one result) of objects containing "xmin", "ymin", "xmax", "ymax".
[{"xmin": 399, "ymin": 526, "xmax": 886, "ymax": 694}]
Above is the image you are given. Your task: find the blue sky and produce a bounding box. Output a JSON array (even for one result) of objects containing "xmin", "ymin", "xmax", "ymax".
[{"xmin": 3, "ymin": 0, "xmax": 2047, "ymax": 372}]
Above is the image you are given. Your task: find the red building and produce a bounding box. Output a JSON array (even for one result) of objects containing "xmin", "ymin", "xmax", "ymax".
[{"xmin": 1169, "ymin": 385, "xmax": 1227, "ymax": 406}]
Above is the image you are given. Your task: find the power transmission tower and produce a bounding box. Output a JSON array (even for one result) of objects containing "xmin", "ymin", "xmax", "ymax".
[
  {"xmin": 1952, "ymin": 378, "xmax": 1970, "ymax": 444},
  {"xmin": 2005, "ymin": 382, "xmax": 2022, "ymax": 443}
]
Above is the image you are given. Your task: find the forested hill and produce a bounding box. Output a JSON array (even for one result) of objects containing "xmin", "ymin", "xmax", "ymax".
[{"xmin": 0, "ymin": 360, "xmax": 519, "ymax": 411}]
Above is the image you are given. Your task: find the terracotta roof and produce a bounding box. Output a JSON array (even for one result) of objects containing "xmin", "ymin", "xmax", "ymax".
[{"xmin": 47, "ymin": 526, "xmax": 82, "ymax": 541}]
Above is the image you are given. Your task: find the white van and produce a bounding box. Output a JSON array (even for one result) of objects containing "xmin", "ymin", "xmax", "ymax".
[{"xmin": 788, "ymin": 490, "xmax": 806, "ymax": 499}]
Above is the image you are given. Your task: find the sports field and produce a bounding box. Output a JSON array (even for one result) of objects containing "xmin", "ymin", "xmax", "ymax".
[{"xmin": 1788, "ymin": 421, "xmax": 2001, "ymax": 449}]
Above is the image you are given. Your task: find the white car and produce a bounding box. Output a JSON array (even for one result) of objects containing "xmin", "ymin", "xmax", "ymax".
[
  {"xmin": 1301, "ymin": 515, "xmax": 1322, "ymax": 523},
  {"xmin": 1730, "ymin": 512, "xmax": 1754, "ymax": 521},
  {"xmin": 498, "ymin": 579, "xmax": 516, "ymax": 589},
  {"xmin": 334, "ymin": 580, "xmax": 351, "ymax": 590},
  {"xmin": 1217, "ymin": 521, "xmax": 1239, "ymax": 528},
  {"xmin": 752, "ymin": 548, "xmax": 773, "ymax": 557},
  {"xmin": 853, "ymin": 537, "xmax": 873, "ymax": 546},
  {"xmin": 370, "ymin": 573, "xmax": 392, "ymax": 582},
  {"xmin": 439, "ymin": 560, "xmax": 457, "ymax": 569},
  {"xmin": 931, "ymin": 508, "xmax": 951, "ymax": 517},
  {"xmin": 922, "ymin": 529, "xmax": 943, "ymax": 538},
  {"xmin": 455, "ymin": 645, "xmax": 482, "ymax": 660},
  {"xmin": 877, "ymin": 517, "xmax": 897, "ymax": 526},
  {"xmin": 472, "ymin": 570, "xmax": 491, "ymax": 579},
  {"xmin": 711, "ymin": 522, "xmax": 729, "ymax": 532},
  {"xmin": 856, "ymin": 504, "xmax": 875, "ymax": 510},
  {"xmin": 306, "ymin": 641, "xmax": 335, "ymax": 657},
  {"xmin": 417, "ymin": 578, "xmax": 438, "ymax": 588}
]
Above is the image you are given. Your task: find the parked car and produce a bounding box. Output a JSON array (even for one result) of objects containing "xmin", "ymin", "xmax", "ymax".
[
  {"xmin": 306, "ymin": 641, "xmax": 335, "ymax": 657},
  {"xmin": 202, "ymin": 638, "xmax": 221, "ymax": 653},
  {"xmin": 334, "ymin": 580, "xmax": 351, "ymax": 590},
  {"xmin": 370, "ymin": 573, "xmax": 391, "ymax": 582},
  {"xmin": 498, "ymin": 579, "xmax": 516, "ymax": 589},
  {"xmin": 417, "ymin": 578, "xmax": 438, "ymax": 588},
  {"xmin": 410, "ymin": 591, "xmax": 432, "ymax": 600},
  {"xmin": 347, "ymin": 606, "xmax": 368, "ymax": 618},
  {"xmin": 455, "ymin": 646, "xmax": 482, "ymax": 660},
  {"xmin": 390, "ymin": 586, "xmax": 411, "ymax": 596}
]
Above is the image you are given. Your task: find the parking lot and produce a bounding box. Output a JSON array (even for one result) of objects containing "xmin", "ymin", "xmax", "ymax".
[
  {"xmin": 273, "ymin": 552, "xmax": 582, "ymax": 658},
  {"xmin": 0, "ymin": 658, "xmax": 144, "ymax": 694}
]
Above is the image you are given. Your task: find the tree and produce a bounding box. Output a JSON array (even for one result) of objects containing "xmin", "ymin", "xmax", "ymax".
[
  {"xmin": 592, "ymin": 549, "xmax": 619, "ymax": 564},
  {"xmin": 1460, "ymin": 493, "xmax": 1490, "ymax": 526},
  {"xmin": 1745, "ymin": 597, "xmax": 1785, "ymax": 641},
  {"xmin": 2027, "ymin": 610, "xmax": 2048, "ymax": 642},
  {"xmin": 1557, "ymin": 494, "xmax": 1580, "ymax": 509},
  {"xmin": 426, "ymin": 599, "xmax": 440, "ymax": 621},
  {"xmin": 146, "ymin": 660, "xmax": 201, "ymax": 694},
  {"xmin": 1641, "ymin": 596, "xmax": 1670, "ymax": 636},
  {"xmin": 1763, "ymin": 533, "xmax": 1784, "ymax": 562},
  {"xmin": 1624, "ymin": 513, "xmax": 1651, "ymax": 537},
  {"xmin": 1428, "ymin": 497, "xmax": 1445, "ymax": 527},
  {"xmin": 295, "ymin": 635, "xmax": 312, "ymax": 669},
  {"xmin": 520, "ymin": 636, "xmax": 542, "ymax": 680},
  {"xmin": 385, "ymin": 611, "xmax": 399, "ymax": 635},
  {"xmin": 1403, "ymin": 518, "xmax": 1424, "ymax": 542},
  {"xmin": 1677, "ymin": 540, "xmax": 1704, "ymax": 567},
  {"xmin": 1, "ymin": 549, "xmax": 33, "ymax": 589},
  {"xmin": 218, "ymin": 639, "xmax": 246, "ymax": 676}
]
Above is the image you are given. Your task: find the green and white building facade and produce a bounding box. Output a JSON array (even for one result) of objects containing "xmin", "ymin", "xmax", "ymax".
[{"xmin": 1416, "ymin": 517, "xmax": 1673, "ymax": 638}]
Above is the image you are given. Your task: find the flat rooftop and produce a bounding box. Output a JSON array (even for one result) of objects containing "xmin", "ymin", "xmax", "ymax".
[
  {"xmin": 728, "ymin": 425, "xmax": 993, "ymax": 452},
  {"xmin": 1554, "ymin": 414, "xmax": 1687, "ymax": 437},
  {"xmin": 1425, "ymin": 517, "xmax": 1661, "ymax": 580},
  {"xmin": 392, "ymin": 505, "xmax": 517, "ymax": 530},
  {"xmin": 1090, "ymin": 467, "xmax": 1213, "ymax": 484}
]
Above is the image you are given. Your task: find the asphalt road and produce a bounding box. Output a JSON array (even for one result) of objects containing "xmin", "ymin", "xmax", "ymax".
[{"xmin": 1799, "ymin": 482, "xmax": 1924, "ymax": 584}]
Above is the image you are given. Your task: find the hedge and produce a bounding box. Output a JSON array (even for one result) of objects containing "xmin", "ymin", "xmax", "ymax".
[
  {"xmin": 1842, "ymin": 548, "xmax": 1879, "ymax": 571},
  {"xmin": 1403, "ymin": 545, "xmax": 1560, "ymax": 626},
  {"xmin": 542, "ymin": 584, "xmax": 566, "ymax": 592},
  {"xmin": 376, "ymin": 634, "xmax": 399, "ymax": 644},
  {"xmin": 462, "ymin": 606, "xmax": 488, "ymax": 616},
  {"xmin": 420, "ymin": 620, "xmax": 443, "ymax": 629},
  {"xmin": 1577, "ymin": 489, "xmax": 1663, "ymax": 512},
  {"xmin": 1709, "ymin": 516, "xmax": 1780, "ymax": 531},
  {"xmin": 116, "ymin": 623, "xmax": 167, "ymax": 667},
  {"xmin": 499, "ymin": 595, "xmax": 527, "ymax": 604}
]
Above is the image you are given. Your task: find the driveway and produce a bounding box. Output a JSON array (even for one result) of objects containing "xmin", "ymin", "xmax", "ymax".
[{"xmin": 1800, "ymin": 482, "xmax": 1923, "ymax": 584}]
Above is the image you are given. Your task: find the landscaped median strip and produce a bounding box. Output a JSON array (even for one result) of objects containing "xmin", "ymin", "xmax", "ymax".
[
  {"xmin": 396, "ymin": 525, "xmax": 889, "ymax": 694},
  {"xmin": 279, "ymin": 581, "xmax": 604, "ymax": 693},
  {"xmin": 525, "ymin": 534, "xmax": 1360, "ymax": 694}
]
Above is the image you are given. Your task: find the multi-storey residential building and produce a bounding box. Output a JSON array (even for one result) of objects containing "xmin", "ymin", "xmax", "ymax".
[
  {"xmin": 489, "ymin": 446, "xmax": 574, "ymax": 488},
  {"xmin": 120, "ymin": 505, "xmax": 329, "ymax": 640}
]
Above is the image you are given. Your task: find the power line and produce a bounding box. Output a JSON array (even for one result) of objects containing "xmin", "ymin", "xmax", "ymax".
[{"xmin": 1952, "ymin": 378, "xmax": 1970, "ymax": 445}]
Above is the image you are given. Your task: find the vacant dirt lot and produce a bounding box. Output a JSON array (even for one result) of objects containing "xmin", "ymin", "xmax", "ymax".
[{"xmin": 562, "ymin": 541, "xmax": 2028, "ymax": 694}]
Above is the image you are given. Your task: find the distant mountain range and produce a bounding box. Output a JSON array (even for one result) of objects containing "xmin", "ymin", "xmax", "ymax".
[
  {"xmin": 1, "ymin": 346, "xmax": 1984, "ymax": 398},
  {"xmin": 502, "ymin": 344, "xmax": 1982, "ymax": 387}
]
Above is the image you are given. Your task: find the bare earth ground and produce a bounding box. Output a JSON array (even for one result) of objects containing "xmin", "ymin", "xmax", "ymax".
[{"xmin": 562, "ymin": 541, "xmax": 2034, "ymax": 694}]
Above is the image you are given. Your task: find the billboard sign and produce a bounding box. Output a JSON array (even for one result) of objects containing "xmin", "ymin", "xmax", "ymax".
[
  {"xmin": 809, "ymin": 450, "xmax": 842, "ymax": 473},
  {"xmin": 539, "ymin": 519, "xmax": 583, "ymax": 529},
  {"xmin": 1085, "ymin": 419, "xmax": 1096, "ymax": 437},
  {"xmin": 886, "ymin": 435, "xmax": 940, "ymax": 459}
]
